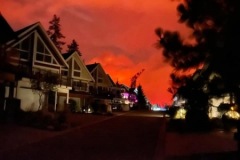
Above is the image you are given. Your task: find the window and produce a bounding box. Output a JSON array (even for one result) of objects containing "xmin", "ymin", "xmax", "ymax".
[
  {"xmin": 73, "ymin": 60, "xmax": 81, "ymax": 77},
  {"xmin": 97, "ymin": 71, "xmax": 103, "ymax": 83},
  {"xmin": 81, "ymin": 83, "xmax": 87, "ymax": 91},
  {"xmin": 73, "ymin": 80, "xmax": 81, "ymax": 91},
  {"xmin": 72, "ymin": 80, "xmax": 87, "ymax": 91},
  {"xmin": 36, "ymin": 37, "xmax": 58, "ymax": 64},
  {"xmin": 61, "ymin": 69, "xmax": 68, "ymax": 77},
  {"xmin": 16, "ymin": 36, "xmax": 32, "ymax": 61},
  {"xmin": 98, "ymin": 78, "xmax": 103, "ymax": 83}
]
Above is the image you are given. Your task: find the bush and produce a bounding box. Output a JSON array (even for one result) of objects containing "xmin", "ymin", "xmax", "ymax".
[
  {"xmin": 222, "ymin": 114, "xmax": 238, "ymax": 131},
  {"xmin": 185, "ymin": 109, "xmax": 210, "ymax": 132},
  {"xmin": 18, "ymin": 111, "xmax": 67, "ymax": 131},
  {"xmin": 167, "ymin": 106, "xmax": 179, "ymax": 118}
]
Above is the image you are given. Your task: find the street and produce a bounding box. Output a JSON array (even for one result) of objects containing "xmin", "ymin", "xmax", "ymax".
[
  {"xmin": 0, "ymin": 110, "xmax": 238, "ymax": 160},
  {"xmin": 0, "ymin": 111, "xmax": 166, "ymax": 160}
]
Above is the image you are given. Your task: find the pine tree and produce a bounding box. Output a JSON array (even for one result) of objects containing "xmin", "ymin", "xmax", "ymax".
[
  {"xmin": 47, "ymin": 14, "xmax": 65, "ymax": 52},
  {"xmin": 67, "ymin": 39, "xmax": 81, "ymax": 56},
  {"xmin": 155, "ymin": 0, "xmax": 240, "ymax": 105},
  {"xmin": 137, "ymin": 85, "xmax": 148, "ymax": 109}
]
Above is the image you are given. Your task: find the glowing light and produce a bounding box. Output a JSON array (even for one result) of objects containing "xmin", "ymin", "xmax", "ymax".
[
  {"xmin": 174, "ymin": 108, "xmax": 186, "ymax": 119},
  {"xmin": 124, "ymin": 100, "xmax": 130, "ymax": 104},
  {"xmin": 151, "ymin": 104, "xmax": 167, "ymax": 111},
  {"xmin": 224, "ymin": 110, "xmax": 240, "ymax": 120},
  {"xmin": 121, "ymin": 92, "xmax": 129, "ymax": 99}
]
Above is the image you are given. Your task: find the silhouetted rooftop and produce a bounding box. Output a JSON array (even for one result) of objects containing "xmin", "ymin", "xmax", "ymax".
[
  {"xmin": 86, "ymin": 63, "xmax": 99, "ymax": 72},
  {"xmin": 0, "ymin": 13, "xmax": 16, "ymax": 43},
  {"xmin": 62, "ymin": 51, "xmax": 75, "ymax": 59}
]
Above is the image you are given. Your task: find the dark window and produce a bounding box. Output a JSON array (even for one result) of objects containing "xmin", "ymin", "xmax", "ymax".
[
  {"xmin": 36, "ymin": 54, "xmax": 44, "ymax": 61},
  {"xmin": 73, "ymin": 71, "xmax": 80, "ymax": 77}
]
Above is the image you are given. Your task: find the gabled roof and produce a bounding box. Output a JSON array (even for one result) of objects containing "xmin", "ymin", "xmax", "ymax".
[
  {"xmin": 107, "ymin": 74, "xmax": 116, "ymax": 86},
  {"xmin": 118, "ymin": 83, "xmax": 130, "ymax": 91},
  {"xmin": 86, "ymin": 62, "xmax": 114, "ymax": 87},
  {"xmin": 15, "ymin": 22, "xmax": 38, "ymax": 36},
  {"xmin": 62, "ymin": 50, "xmax": 75, "ymax": 60},
  {"xmin": 5, "ymin": 21, "xmax": 68, "ymax": 68},
  {"xmin": 86, "ymin": 63, "xmax": 99, "ymax": 73},
  {"xmin": 0, "ymin": 13, "xmax": 16, "ymax": 43},
  {"xmin": 62, "ymin": 51, "xmax": 95, "ymax": 82}
]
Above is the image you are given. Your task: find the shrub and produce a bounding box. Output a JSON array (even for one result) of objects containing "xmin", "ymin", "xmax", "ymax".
[{"xmin": 185, "ymin": 109, "xmax": 210, "ymax": 132}]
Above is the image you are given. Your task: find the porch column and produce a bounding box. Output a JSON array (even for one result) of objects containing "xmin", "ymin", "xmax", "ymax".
[{"xmin": 66, "ymin": 92, "xmax": 69, "ymax": 104}]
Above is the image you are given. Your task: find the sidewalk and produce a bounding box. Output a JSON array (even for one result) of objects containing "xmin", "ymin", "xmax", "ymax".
[{"xmin": 165, "ymin": 130, "xmax": 238, "ymax": 159}]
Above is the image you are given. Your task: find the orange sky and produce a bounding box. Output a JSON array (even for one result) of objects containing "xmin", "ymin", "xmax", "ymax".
[{"xmin": 0, "ymin": 0, "xmax": 190, "ymax": 105}]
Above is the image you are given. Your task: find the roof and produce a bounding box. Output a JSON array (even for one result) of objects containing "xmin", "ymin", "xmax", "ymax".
[
  {"xmin": 86, "ymin": 63, "xmax": 99, "ymax": 72},
  {"xmin": 3, "ymin": 19, "xmax": 69, "ymax": 68},
  {"xmin": 15, "ymin": 22, "xmax": 38, "ymax": 36},
  {"xmin": 62, "ymin": 51, "xmax": 75, "ymax": 60},
  {"xmin": 107, "ymin": 74, "xmax": 116, "ymax": 86},
  {"xmin": 0, "ymin": 13, "xmax": 16, "ymax": 43}
]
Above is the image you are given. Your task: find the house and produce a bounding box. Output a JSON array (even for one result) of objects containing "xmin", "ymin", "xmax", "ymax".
[
  {"xmin": 86, "ymin": 63, "xmax": 115, "ymax": 99},
  {"xmin": 0, "ymin": 13, "xmax": 71, "ymax": 112},
  {"xmin": 62, "ymin": 51, "xmax": 95, "ymax": 112},
  {"xmin": 0, "ymin": 13, "xmax": 129, "ymax": 115}
]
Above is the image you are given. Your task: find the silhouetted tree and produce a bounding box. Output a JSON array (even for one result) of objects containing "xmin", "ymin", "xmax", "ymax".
[
  {"xmin": 155, "ymin": 0, "xmax": 240, "ymax": 131},
  {"xmin": 67, "ymin": 39, "xmax": 81, "ymax": 56},
  {"xmin": 137, "ymin": 85, "xmax": 147, "ymax": 109},
  {"xmin": 30, "ymin": 70, "xmax": 60, "ymax": 111},
  {"xmin": 47, "ymin": 14, "xmax": 65, "ymax": 52},
  {"xmin": 155, "ymin": 0, "xmax": 240, "ymax": 106}
]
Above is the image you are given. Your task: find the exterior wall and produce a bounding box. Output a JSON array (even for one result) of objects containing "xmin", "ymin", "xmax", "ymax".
[
  {"xmin": 57, "ymin": 95, "xmax": 67, "ymax": 112},
  {"xmin": 17, "ymin": 87, "xmax": 44, "ymax": 111},
  {"xmin": 16, "ymin": 78, "xmax": 44, "ymax": 111},
  {"xmin": 57, "ymin": 87, "xmax": 70, "ymax": 112},
  {"xmin": 16, "ymin": 78, "xmax": 71, "ymax": 112},
  {"xmin": 57, "ymin": 87, "xmax": 70, "ymax": 100}
]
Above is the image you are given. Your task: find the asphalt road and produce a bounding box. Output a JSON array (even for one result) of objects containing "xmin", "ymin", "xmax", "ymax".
[{"xmin": 0, "ymin": 111, "xmax": 166, "ymax": 160}]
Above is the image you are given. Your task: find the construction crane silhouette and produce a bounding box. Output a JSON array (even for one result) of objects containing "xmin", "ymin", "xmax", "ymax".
[{"xmin": 130, "ymin": 69, "xmax": 145, "ymax": 89}]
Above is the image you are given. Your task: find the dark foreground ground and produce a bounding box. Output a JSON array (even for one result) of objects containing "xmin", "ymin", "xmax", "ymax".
[{"xmin": 0, "ymin": 111, "xmax": 238, "ymax": 160}]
